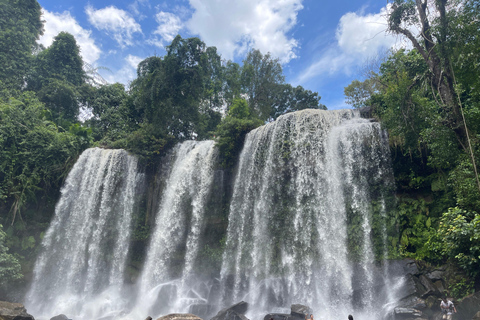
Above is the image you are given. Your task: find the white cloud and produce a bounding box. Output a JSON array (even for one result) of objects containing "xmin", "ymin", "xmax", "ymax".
[
  {"xmin": 102, "ymin": 54, "xmax": 144, "ymax": 85},
  {"xmin": 186, "ymin": 0, "xmax": 303, "ymax": 63},
  {"xmin": 39, "ymin": 9, "xmax": 101, "ymax": 65},
  {"xmin": 129, "ymin": 0, "xmax": 151, "ymax": 20},
  {"xmin": 295, "ymin": 4, "xmax": 406, "ymax": 85},
  {"xmin": 151, "ymin": 11, "xmax": 183, "ymax": 47},
  {"xmin": 86, "ymin": 5, "xmax": 142, "ymax": 48},
  {"xmin": 336, "ymin": 6, "xmax": 396, "ymax": 57}
]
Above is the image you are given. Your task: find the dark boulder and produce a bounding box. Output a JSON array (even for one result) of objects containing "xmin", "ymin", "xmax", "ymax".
[
  {"xmin": 50, "ymin": 315, "xmax": 68, "ymax": 320},
  {"xmin": 290, "ymin": 304, "xmax": 312, "ymax": 319},
  {"xmin": 263, "ymin": 313, "xmax": 291, "ymax": 320},
  {"xmin": 0, "ymin": 301, "xmax": 34, "ymax": 320},
  {"xmin": 456, "ymin": 291, "xmax": 480, "ymax": 320},
  {"xmin": 210, "ymin": 302, "xmax": 249, "ymax": 320},
  {"xmin": 417, "ymin": 275, "xmax": 441, "ymax": 298}
]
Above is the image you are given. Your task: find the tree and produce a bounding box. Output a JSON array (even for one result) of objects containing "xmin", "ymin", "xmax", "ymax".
[
  {"xmin": 0, "ymin": 92, "xmax": 89, "ymax": 225},
  {"xmin": 344, "ymin": 78, "xmax": 378, "ymax": 109},
  {"xmin": 130, "ymin": 36, "xmax": 224, "ymax": 140},
  {"xmin": 85, "ymin": 83, "xmax": 132, "ymax": 142},
  {"xmin": 388, "ymin": 0, "xmax": 467, "ymax": 147},
  {"xmin": 27, "ymin": 32, "xmax": 87, "ymax": 122},
  {"xmin": 241, "ymin": 49, "xmax": 285, "ymax": 121},
  {"xmin": 387, "ymin": 0, "xmax": 480, "ymax": 197},
  {"xmin": 270, "ymin": 83, "xmax": 325, "ymax": 120},
  {"xmin": 0, "ymin": 0, "xmax": 43, "ymax": 91},
  {"xmin": 215, "ymin": 98, "xmax": 263, "ymax": 168}
]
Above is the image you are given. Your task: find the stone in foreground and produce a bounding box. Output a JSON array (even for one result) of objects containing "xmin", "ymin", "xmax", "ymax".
[{"xmin": 0, "ymin": 301, "xmax": 34, "ymax": 320}]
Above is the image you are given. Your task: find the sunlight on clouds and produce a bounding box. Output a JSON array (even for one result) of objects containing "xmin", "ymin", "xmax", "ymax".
[
  {"xmin": 39, "ymin": 10, "xmax": 101, "ymax": 65},
  {"xmin": 336, "ymin": 5, "xmax": 395, "ymax": 56},
  {"xmin": 186, "ymin": 0, "xmax": 303, "ymax": 63},
  {"xmin": 296, "ymin": 5, "xmax": 403, "ymax": 85},
  {"xmin": 85, "ymin": 5, "xmax": 142, "ymax": 48},
  {"xmin": 152, "ymin": 12, "xmax": 183, "ymax": 46}
]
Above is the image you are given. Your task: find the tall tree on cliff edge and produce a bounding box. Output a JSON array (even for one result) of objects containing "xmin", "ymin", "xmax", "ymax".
[
  {"xmin": 130, "ymin": 36, "xmax": 224, "ymax": 140},
  {"xmin": 388, "ymin": 0, "xmax": 480, "ymax": 193},
  {"xmin": 388, "ymin": 0, "xmax": 467, "ymax": 146},
  {"xmin": 0, "ymin": 0, "xmax": 43, "ymax": 92},
  {"xmin": 26, "ymin": 32, "xmax": 87, "ymax": 123}
]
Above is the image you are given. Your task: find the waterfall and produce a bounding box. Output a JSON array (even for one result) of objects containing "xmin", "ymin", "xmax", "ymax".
[
  {"xmin": 133, "ymin": 140, "xmax": 217, "ymax": 318},
  {"xmin": 26, "ymin": 148, "xmax": 143, "ymax": 320},
  {"xmin": 220, "ymin": 109, "xmax": 395, "ymax": 320},
  {"xmin": 25, "ymin": 109, "xmax": 399, "ymax": 320}
]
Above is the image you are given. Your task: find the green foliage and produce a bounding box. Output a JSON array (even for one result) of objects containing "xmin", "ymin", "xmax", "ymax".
[
  {"xmin": 85, "ymin": 83, "xmax": 133, "ymax": 142},
  {"xmin": 0, "ymin": 92, "xmax": 89, "ymax": 224},
  {"xmin": 344, "ymin": 78, "xmax": 379, "ymax": 109},
  {"xmin": 215, "ymin": 98, "xmax": 263, "ymax": 168},
  {"xmin": 26, "ymin": 32, "xmax": 87, "ymax": 122},
  {"xmin": 0, "ymin": 0, "xmax": 43, "ymax": 91},
  {"xmin": 426, "ymin": 207, "xmax": 480, "ymax": 289},
  {"xmin": 448, "ymin": 276, "xmax": 474, "ymax": 299},
  {"xmin": 449, "ymin": 150, "xmax": 480, "ymax": 211},
  {"xmin": 0, "ymin": 224, "xmax": 22, "ymax": 286},
  {"xmin": 130, "ymin": 36, "xmax": 223, "ymax": 141}
]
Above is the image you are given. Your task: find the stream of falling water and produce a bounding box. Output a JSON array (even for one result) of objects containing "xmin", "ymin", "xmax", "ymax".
[
  {"xmin": 132, "ymin": 140, "xmax": 217, "ymax": 318},
  {"xmin": 25, "ymin": 148, "xmax": 142, "ymax": 320}
]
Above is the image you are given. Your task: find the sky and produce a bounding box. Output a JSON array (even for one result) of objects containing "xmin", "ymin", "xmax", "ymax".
[{"xmin": 36, "ymin": 0, "xmax": 409, "ymax": 110}]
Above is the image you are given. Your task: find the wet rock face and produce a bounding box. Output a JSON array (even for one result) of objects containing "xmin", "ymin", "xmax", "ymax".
[
  {"xmin": 290, "ymin": 304, "xmax": 312, "ymax": 318},
  {"xmin": 456, "ymin": 292, "xmax": 480, "ymax": 320},
  {"xmin": 210, "ymin": 301, "xmax": 249, "ymax": 320},
  {"xmin": 0, "ymin": 301, "xmax": 35, "ymax": 320}
]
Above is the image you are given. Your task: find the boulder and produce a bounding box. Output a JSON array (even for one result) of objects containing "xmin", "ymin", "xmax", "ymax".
[
  {"xmin": 263, "ymin": 313, "xmax": 292, "ymax": 320},
  {"xmin": 0, "ymin": 301, "xmax": 34, "ymax": 320},
  {"xmin": 210, "ymin": 302, "xmax": 249, "ymax": 320},
  {"xmin": 456, "ymin": 291, "xmax": 480, "ymax": 320},
  {"xmin": 425, "ymin": 269, "xmax": 445, "ymax": 282},
  {"xmin": 290, "ymin": 304, "xmax": 312, "ymax": 319},
  {"xmin": 157, "ymin": 314, "xmax": 203, "ymax": 320},
  {"xmin": 472, "ymin": 311, "xmax": 480, "ymax": 320},
  {"xmin": 433, "ymin": 280, "xmax": 445, "ymax": 293},
  {"xmin": 418, "ymin": 275, "xmax": 441, "ymax": 298},
  {"xmin": 50, "ymin": 315, "xmax": 68, "ymax": 320},
  {"xmin": 393, "ymin": 307, "xmax": 424, "ymax": 319}
]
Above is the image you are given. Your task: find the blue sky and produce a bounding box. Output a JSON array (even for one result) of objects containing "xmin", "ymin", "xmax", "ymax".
[{"xmin": 36, "ymin": 0, "xmax": 407, "ymax": 110}]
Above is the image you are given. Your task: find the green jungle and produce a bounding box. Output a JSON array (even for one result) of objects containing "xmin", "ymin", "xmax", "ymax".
[{"xmin": 1, "ymin": 0, "xmax": 479, "ymax": 303}]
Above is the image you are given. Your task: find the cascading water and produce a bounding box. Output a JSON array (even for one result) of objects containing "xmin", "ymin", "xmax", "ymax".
[
  {"xmin": 25, "ymin": 148, "xmax": 143, "ymax": 320},
  {"xmin": 219, "ymin": 109, "xmax": 396, "ymax": 320},
  {"xmin": 25, "ymin": 109, "xmax": 401, "ymax": 320},
  {"xmin": 131, "ymin": 140, "xmax": 217, "ymax": 319}
]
